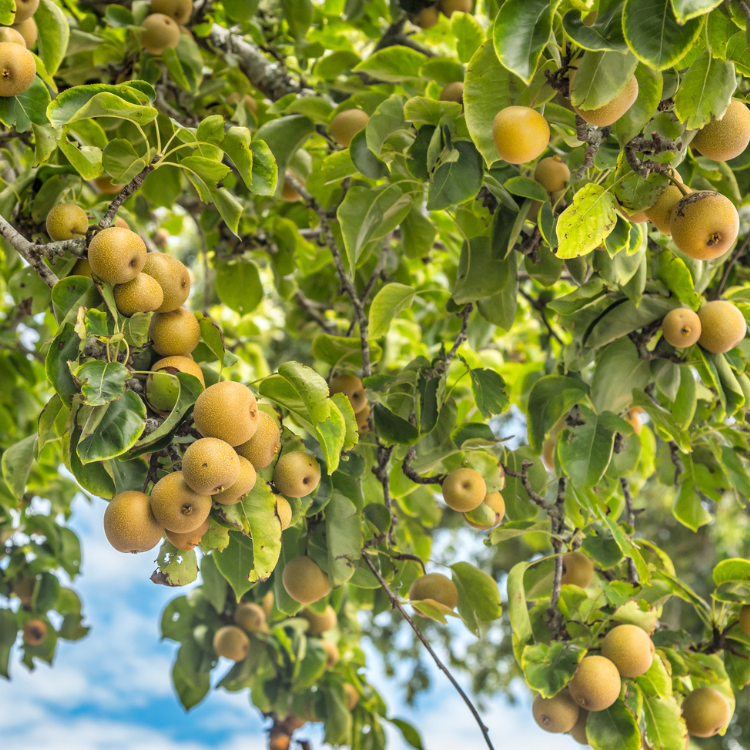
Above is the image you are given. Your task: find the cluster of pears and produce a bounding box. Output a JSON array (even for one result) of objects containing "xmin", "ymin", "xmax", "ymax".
[
  {"xmin": 662, "ymin": 301, "xmax": 747, "ymax": 354},
  {"xmin": 329, "ymin": 372, "xmax": 370, "ymax": 432},
  {"xmin": 104, "ymin": 380, "xmax": 291, "ymax": 554},
  {"xmin": 412, "ymin": 0, "xmax": 473, "ymax": 29},
  {"xmin": 534, "ymin": 624, "xmax": 654, "ymax": 740},
  {"xmin": 141, "ymin": 0, "xmax": 192, "ymax": 55},
  {"xmin": 0, "ymin": 0, "xmax": 38, "ymax": 98},
  {"xmin": 441, "ymin": 467, "xmax": 506, "ymax": 530}
]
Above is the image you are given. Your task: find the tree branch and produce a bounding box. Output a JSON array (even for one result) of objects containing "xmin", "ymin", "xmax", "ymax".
[
  {"xmin": 98, "ymin": 154, "xmax": 161, "ymax": 229},
  {"xmin": 519, "ymin": 288, "xmax": 563, "ymax": 345},
  {"xmin": 619, "ymin": 477, "xmax": 640, "ymax": 586},
  {"xmin": 372, "ymin": 444, "xmax": 396, "ymax": 546},
  {"xmin": 548, "ymin": 477, "xmax": 567, "ymax": 638},
  {"xmin": 285, "ymin": 174, "xmax": 371, "ymax": 377},
  {"xmin": 668, "ymin": 441, "xmax": 685, "ymax": 485},
  {"xmin": 429, "ymin": 303, "xmax": 472, "ymax": 379},
  {"xmin": 402, "ymin": 445, "xmax": 445, "ymax": 485},
  {"xmin": 574, "ymin": 116, "xmax": 610, "ymax": 179},
  {"xmin": 501, "ymin": 460, "xmax": 553, "ymax": 512},
  {"xmin": 362, "ymin": 553, "xmax": 495, "ymax": 750},
  {"xmin": 294, "ymin": 290, "xmax": 334, "ymax": 333}
]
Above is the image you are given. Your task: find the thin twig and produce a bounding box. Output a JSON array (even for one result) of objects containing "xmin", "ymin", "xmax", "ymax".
[
  {"xmin": 295, "ymin": 290, "xmax": 334, "ymax": 333},
  {"xmin": 519, "ymin": 289, "xmax": 563, "ymax": 345},
  {"xmin": 362, "ymin": 553, "xmax": 495, "ymax": 750},
  {"xmin": 668, "ymin": 441, "xmax": 685, "ymax": 484},
  {"xmin": 372, "ymin": 444, "xmax": 396, "ymax": 546},
  {"xmin": 402, "ymin": 445, "xmax": 445, "ymax": 485},
  {"xmin": 430, "ymin": 303, "xmax": 472, "ymax": 379},
  {"xmin": 712, "ymin": 233, "xmax": 750, "ymax": 300},
  {"xmin": 548, "ymin": 477, "xmax": 567, "ymax": 637},
  {"xmin": 99, "ymin": 154, "xmax": 161, "ymax": 229},
  {"xmin": 501, "ymin": 460, "xmax": 552, "ymax": 512},
  {"xmin": 619, "ymin": 477, "xmax": 640, "ymax": 585},
  {"xmin": 574, "ymin": 116, "xmax": 611, "ymax": 179}
]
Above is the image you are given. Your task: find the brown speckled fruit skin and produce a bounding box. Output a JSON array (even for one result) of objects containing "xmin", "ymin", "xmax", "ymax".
[
  {"xmin": 300, "ymin": 605, "xmax": 336, "ymax": 635},
  {"xmin": 561, "ymin": 551, "xmax": 594, "ymax": 588},
  {"xmin": 104, "ymin": 491, "xmax": 163, "ymax": 553},
  {"xmin": 236, "ymin": 411, "xmax": 280, "ymax": 469},
  {"xmin": 13, "ymin": 0, "xmax": 38, "ymax": 24},
  {"xmin": 409, "ymin": 572, "xmax": 459, "ymax": 609},
  {"xmin": 601, "ymin": 624, "xmax": 653, "ymax": 677},
  {"xmin": 114, "ymin": 273, "xmax": 164, "ymax": 317},
  {"xmin": 568, "ymin": 656, "xmax": 621, "ymax": 712},
  {"xmin": 698, "ymin": 300, "xmax": 747, "ymax": 353},
  {"xmin": 0, "ymin": 27, "xmax": 25, "ymax": 45},
  {"xmin": 273, "ymin": 451, "xmax": 321, "ymax": 497},
  {"xmin": 46, "ymin": 203, "xmax": 88, "ymax": 241},
  {"xmin": 12, "ymin": 18, "xmax": 37, "ymax": 48},
  {"xmin": 442, "ymin": 468, "xmax": 486, "ymax": 512},
  {"xmin": 692, "ymin": 100, "xmax": 750, "ymax": 161},
  {"xmin": 532, "ymin": 692, "xmax": 579, "ymax": 734},
  {"xmin": 213, "ymin": 456, "xmax": 257, "ymax": 505},
  {"xmin": 166, "ymin": 517, "xmax": 209, "ymax": 550},
  {"xmin": 572, "ymin": 73, "xmax": 639, "ymax": 127},
  {"xmin": 330, "ymin": 109, "xmax": 370, "ymax": 147},
  {"xmin": 439, "ymin": 81, "xmax": 464, "ymax": 106},
  {"xmin": 149, "ymin": 307, "xmax": 201, "ymax": 356},
  {"xmin": 151, "ymin": 0, "xmax": 193, "ymax": 23},
  {"xmin": 670, "ymin": 191, "xmax": 739, "ymax": 261},
  {"xmin": 152, "ymin": 355, "xmax": 205, "ymax": 386},
  {"xmin": 662, "ymin": 308, "xmax": 701, "ymax": 348},
  {"xmin": 682, "ymin": 687, "xmax": 731, "ymax": 737},
  {"xmin": 182, "ymin": 437, "xmax": 241, "ymax": 495},
  {"xmin": 0, "ymin": 41, "xmax": 36, "ymax": 97},
  {"xmin": 88, "ymin": 227, "xmax": 147, "ymax": 284},
  {"xmin": 282, "ymin": 556, "xmax": 331, "ymax": 604},
  {"xmin": 493, "ymin": 106, "xmax": 549, "ymax": 164},
  {"xmin": 329, "ymin": 373, "xmax": 367, "ymax": 414},
  {"xmin": 142, "ymin": 252, "xmax": 191, "ymax": 312},
  {"xmin": 276, "ymin": 496, "xmax": 292, "ymax": 530},
  {"xmin": 194, "ymin": 381, "xmax": 259, "ymax": 446},
  {"xmin": 234, "ymin": 602, "xmax": 267, "ymax": 633},
  {"xmin": 150, "ymin": 471, "xmax": 211, "ymax": 532},
  {"xmin": 213, "ymin": 625, "xmax": 250, "ymax": 661},
  {"xmin": 140, "ymin": 13, "xmax": 180, "ymax": 54}
]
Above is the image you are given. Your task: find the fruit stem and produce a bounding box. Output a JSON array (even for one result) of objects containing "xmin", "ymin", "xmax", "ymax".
[{"xmin": 667, "ymin": 173, "xmax": 689, "ymax": 196}]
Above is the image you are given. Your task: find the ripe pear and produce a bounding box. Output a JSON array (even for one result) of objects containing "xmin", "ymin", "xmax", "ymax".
[
  {"xmin": 282, "ymin": 556, "xmax": 331, "ymax": 604},
  {"xmin": 92, "ymin": 175, "xmax": 123, "ymax": 194},
  {"xmin": 151, "ymin": 355, "xmax": 205, "ymax": 385},
  {"xmin": 409, "ymin": 572, "xmax": 459, "ymax": 609},
  {"xmin": 442, "ymin": 467, "xmax": 486, "ymax": 512},
  {"xmin": 493, "ymin": 106, "xmax": 550, "ymax": 164},
  {"xmin": 439, "ymin": 81, "xmax": 464, "ymax": 107},
  {"xmin": 561, "ymin": 551, "xmax": 594, "ymax": 588},
  {"xmin": 182, "ymin": 437, "xmax": 241, "ymax": 495},
  {"xmin": 439, "ymin": 0, "xmax": 472, "ymax": 16},
  {"xmin": 300, "ymin": 605, "xmax": 337, "ymax": 635},
  {"xmin": 322, "ymin": 639, "xmax": 339, "ymax": 669},
  {"xmin": 213, "ymin": 456, "xmax": 256, "ymax": 505},
  {"xmin": 213, "ymin": 625, "xmax": 250, "ymax": 661},
  {"xmin": 142, "ymin": 252, "xmax": 191, "ymax": 312},
  {"xmin": 662, "ymin": 308, "xmax": 701, "ymax": 348},
  {"xmin": 13, "ymin": 0, "xmax": 38, "ymax": 23},
  {"xmin": 682, "ymin": 687, "xmax": 730, "ymax": 737},
  {"xmin": 568, "ymin": 656, "xmax": 621, "ymax": 712},
  {"xmin": 150, "ymin": 471, "xmax": 211, "ymax": 533},
  {"xmin": 414, "ymin": 5, "xmax": 439, "ymax": 28},
  {"xmin": 355, "ymin": 403, "xmax": 370, "ymax": 432},
  {"xmin": 619, "ymin": 205, "xmax": 649, "ymax": 223},
  {"xmin": 235, "ymin": 602, "xmax": 267, "ymax": 633},
  {"xmin": 330, "ymin": 109, "xmax": 370, "ymax": 148},
  {"xmin": 535, "ymin": 155, "xmax": 570, "ymax": 194},
  {"xmin": 149, "ymin": 307, "xmax": 201, "ymax": 356},
  {"xmin": 114, "ymin": 273, "xmax": 164, "ymax": 317},
  {"xmin": 697, "ymin": 300, "xmax": 746, "ymax": 353},
  {"xmin": 153, "ymin": 227, "xmax": 169, "ymax": 246},
  {"xmin": 568, "ymin": 708, "xmax": 589, "ymax": 744},
  {"xmin": 626, "ymin": 406, "xmax": 644, "ymax": 435},
  {"xmin": 236, "ymin": 410, "xmax": 280, "ymax": 469},
  {"xmin": 165, "ymin": 517, "xmax": 209, "ymax": 551},
  {"xmin": 571, "ymin": 72, "xmax": 639, "ymax": 127},
  {"xmin": 282, "ymin": 180, "xmax": 302, "ymax": 202},
  {"xmin": 141, "ymin": 13, "xmax": 181, "ymax": 54},
  {"xmin": 692, "ymin": 100, "xmax": 750, "ymax": 161},
  {"xmin": 273, "ymin": 451, "xmax": 321, "ymax": 497},
  {"xmin": 146, "ymin": 356, "xmax": 204, "ymax": 415},
  {"xmin": 465, "ymin": 491, "xmax": 505, "ymax": 530},
  {"xmin": 329, "ymin": 373, "xmax": 367, "ymax": 414},
  {"xmin": 0, "ymin": 27, "xmax": 26, "ymax": 46},
  {"xmin": 645, "ymin": 181, "xmax": 687, "ymax": 235},
  {"xmin": 151, "ymin": 0, "xmax": 193, "ymax": 23},
  {"xmin": 71, "ymin": 258, "xmax": 93, "ymax": 278},
  {"xmin": 23, "ymin": 619, "xmax": 47, "ymax": 646},
  {"xmin": 532, "ymin": 691, "xmax": 579, "ymax": 733},
  {"xmin": 12, "ymin": 17, "xmax": 36, "ymax": 48},
  {"xmin": 343, "ymin": 683, "xmax": 359, "ymax": 711},
  {"xmin": 104, "ymin": 491, "xmax": 164, "ymax": 553},
  {"xmin": 88, "ymin": 227, "xmax": 147, "ymax": 284},
  {"xmin": 194, "ymin": 381, "xmax": 260, "ymax": 446},
  {"xmin": 46, "ymin": 203, "xmax": 88, "ymax": 241},
  {"xmin": 0, "ymin": 41, "xmax": 35, "ymax": 96},
  {"xmin": 601, "ymin": 624, "xmax": 653, "ymax": 677},
  {"xmin": 276, "ymin": 496, "xmax": 292, "ymax": 530},
  {"xmin": 670, "ymin": 191, "xmax": 739, "ymax": 261},
  {"xmin": 739, "ymin": 604, "xmax": 750, "ymax": 636}
]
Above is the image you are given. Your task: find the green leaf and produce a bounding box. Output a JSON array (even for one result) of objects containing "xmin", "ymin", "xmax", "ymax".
[
  {"xmin": 2, "ymin": 434, "xmax": 36, "ymax": 500},
  {"xmin": 249, "ymin": 140, "xmax": 278, "ymax": 196},
  {"xmin": 36, "ymin": 0, "xmax": 70, "ymax": 76},
  {"xmin": 350, "ymin": 127, "xmax": 389, "ymax": 179},
  {"xmin": 102, "ymin": 139, "xmax": 148, "ymax": 183},
  {"xmin": 452, "ymin": 11, "xmax": 484, "ymax": 63},
  {"xmin": 277, "ymin": 361, "xmax": 331, "ymax": 424},
  {"xmin": 673, "ymin": 50, "xmax": 736, "ymax": 131},
  {"xmin": 571, "ymin": 50, "xmax": 639, "ymax": 110},
  {"xmin": 366, "ymin": 95, "xmax": 407, "ymax": 157},
  {"xmin": 372, "ymin": 403, "xmax": 420, "ymax": 446},
  {"xmin": 281, "ymin": 0, "xmax": 313, "ymax": 40},
  {"xmin": 504, "ymin": 176, "xmax": 548, "ymax": 202},
  {"xmin": 210, "ymin": 186, "xmax": 243, "ymax": 236},
  {"xmin": 0, "ymin": 77, "xmax": 51, "ymax": 133},
  {"xmin": 0, "ymin": 608, "xmax": 18, "ymax": 678},
  {"xmin": 314, "ymin": 399, "xmax": 347, "ymax": 473},
  {"xmin": 522, "ymin": 642, "xmax": 587, "ymax": 697},
  {"xmin": 172, "ymin": 637, "xmax": 211, "ymax": 710},
  {"xmin": 453, "ymin": 235, "xmax": 510, "ymax": 304},
  {"xmin": 389, "ymin": 718, "xmax": 424, "ymax": 750},
  {"xmin": 591, "ymin": 338, "xmax": 651, "ymax": 414},
  {"xmin": 641, "ymin": 695, "xmax": 688, "ymax": 750},
  {"xmin": 51, "ymin": 275, "xmax": 99, "ymax": 326},
  {"xmin": 714, "ymin": 558, "xmax": 750, "ymax": 586},
  {"xmin": 46, "ymin": 322, "xmax": 82, "ymax": 406},
  {"xmin": 255, "ymin": 115, "xmax": 314, "ymax": 194},
  {"xmin": 311, "ymin": 334, "xmax": 382, "ymax": 368},
  {"xmin": 451, "ymin": 561, "xmax": 502, "ymax": 634},
  {"xmin": 47, "ymin": 87, "xmax": 157, "ymax": 128},
  {"xmin": 241, "ymin": 479, "xmax": 282, "ymax": 582},
  {"xmin": 215, "ymin": 261, "xmax": 263, "ymax": 316},
  {"xmin": 657, "ymin": 251, "xmax": 701, "ymax": 310},
  {"xmin": 622, "ymin": 0, "xmax": 702, "ymax": 70},
  {"xmin": 526, "ymin": 376, "xmax": 590, "ymax": 453},
  {"xmin": 68, "ymin": 427, "xmax": 116, "ymax": 499},
  {"xmin": 337, "ymin": 184, "xmax": 412, "ymax": 273},
  {"xmin": 352, "ymin": 46, "xmax": 430, "ymax": 82},
  {"xmin": 325, "ymin": 494, "xmax": 362, "ymax": 586},
  {"xmin": 162, "ymin": 47, "xmax": 191, "ymax": 92},
  {"xmin": 562, "ymin": 3, "xmax": 628, "ymax": 53},
  {"xmin": 470, "ymin": 368, "xmax": 508, "ymax": 419},
  {"xmin": 77, "ymin": 391, "xmax": 146, "ymax": 463},
  {"xmin": 584, "ymin": 296, "xmax": 676, "ymax": 349},
  {"xmin": 222, "ymin": 127, "xmax": 254, "ymax": 189},
  {"xmin": 368, "ymin": 283, "xmax": 416, "ymax": 339},
  {"xmin": 214, "ymin": 531, "xmax": 255, "ymax": 600},
  {"xmin": 587, "ymin": 701, "xmax": 641, "ymax": 750},
  {"xmin": 426, "ymin": 141, "xmax": 483, "ymax": 211},
  {"xmin": 507, "ymin": 561, "xmax": 533, "ymax": 663},
  {"xmin": 671, "ymin": 0, "xmax": 723, "ymax": 23},
  {"xmin": 151, "ymin": 543, "xmax": 198, "ymax": 587},
  {"xmin": 493, "ymin": 0, "xmax": 559, "ymax": 85},
  {"xmin": 556, "ymin": 183, "xmax": 617, "ymax": 259},
  {"xmin": 74, "ymin": 361, "xmax": 130, "ymax": 406}
]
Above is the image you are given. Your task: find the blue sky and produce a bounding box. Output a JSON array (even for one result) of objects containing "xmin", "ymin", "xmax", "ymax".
[{"xmin": 0, "ymin": 492, "xmax": 575, "ymax": 750}]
